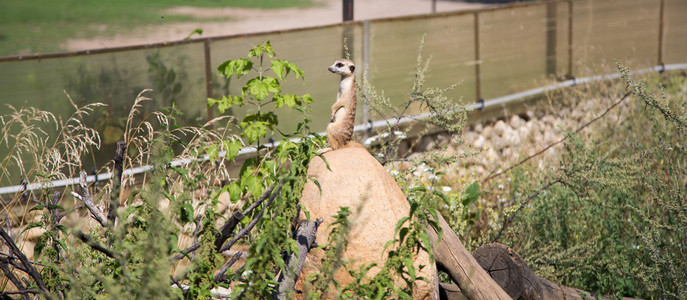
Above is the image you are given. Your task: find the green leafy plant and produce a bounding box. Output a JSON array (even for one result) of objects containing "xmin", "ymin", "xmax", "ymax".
[{"xmin": 208, "ymin": 40, "xmax": 313, "ymax": 146}]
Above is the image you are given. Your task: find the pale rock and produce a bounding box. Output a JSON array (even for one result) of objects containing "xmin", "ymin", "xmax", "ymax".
[
  {"xmin": 20, "ymin": 240, "xmax": 35, "ymax": 261},
  {"xmin": 542, "ymin": 115, "xmax": 556, "ymax": 126},
  {"xmin": 217, "ymin": 191, "xmax": 230, "ymax": 214},
  {"xmin": 297, "ymin": 147, "xmax": 437, "ymax": 299},
  {"xmin": 517, "ymin": 126, "xmax": 530, "ymax": 142},
  {"xmin": 481, "ymin": 125, "xmax": 493, "ymax": 139},
  {"xmin": 485, "ymin": 148, "xmax": 499, "ymax": 162},
  {"xmin": 23, "ymin": 227, "xmax": 45, "ymax": 242},
  {"xmin": 474, "ymin": 123, "xmax": 484, "ymax": 133},
  {"xmin": 543, "ymin": 128, "xmax": 556, "ymax": 143},
  {"xmin": 501, "ymin": 147, "xmax": 512, "ymax": 158},
  {"xmin": 472, "ymin": 135, "xmax": 487, "ymax": 148},
  {"xmin": 491, "ymin": 136, "xmax": 504, "ymax": 151},
  {"xmin": 509, "ymin": 115, "xmax": 525, "ymax": 129},
  {"xmin": 503, "ymin": 129, "xmax": 521, "ymax": 146},
  {"xmin": 493, "ymin": 120, "xmax": 508, "ymax": 136},
  {"xmin": 414, "ymin": 135, "xmax": 435, "ymax": 152},
  {"xmin": 463, "ymin": 131, "xmax": 479, "ymax": 144}
]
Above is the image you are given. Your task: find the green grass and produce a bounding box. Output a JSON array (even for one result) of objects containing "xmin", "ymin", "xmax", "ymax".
[{"xmin": 0, "ymin": 0, "xmax": 313, "ymax": 56}]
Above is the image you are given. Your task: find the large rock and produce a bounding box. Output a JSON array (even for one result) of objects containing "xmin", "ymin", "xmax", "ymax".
[{"xmin": 296, "ymin": 147, "xmax": 437, "ymax": 299}]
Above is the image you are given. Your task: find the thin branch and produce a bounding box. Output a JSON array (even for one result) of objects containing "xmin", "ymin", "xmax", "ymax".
[
  {"xmin": 0, "ymin": 227, "xmax": 50, "ymax": 295},
  {"xmin": 214, "ymin": 251, "xmax": 243, "ymax": 283},
  {"xmin": 75, "ymin": 171, "xmax": 106, "ymax": 227},
  {"xmin": 109, "ymin": 140, "xmax": 126, "ymax": 227},
  {"xmin": 219, "ymin": 185, "xmax": 282, "ymax": 252},
  {"xmin": 170, "ymin": 275, "xmax": 187, "ymax": 298},
  {"xmin": 75, "ymin": 231, "xmax": 116, "ymax": 259},
  {"xmin": 190, "ymin": 214, "xmax": 202, "ymax": 260},
  {"xmin": 274, "ymin": 218, "xmax": 323, "ymax": 300},
  {"xmin": 2, "ymin": 289, "xmax": 45, "ymax": 296},
  {"xmin": 482, "ymin": 91, "xmax": 632, "ymax": 184},
  {"xmin": 172, "ymin": 183, "xmax": 279, "ymax": 261},
  {"xmin": 0, "ymin": 257, "xmax": 29, "ymax": 300},
  {"xmin": 492, "ymin": 178, "xmax": 563, "ymax": 243}
]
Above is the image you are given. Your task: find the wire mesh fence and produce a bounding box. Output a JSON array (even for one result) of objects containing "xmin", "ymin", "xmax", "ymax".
[{"xmin": 0, "ymin": 0, "xmax": 686, "ymax": 188}]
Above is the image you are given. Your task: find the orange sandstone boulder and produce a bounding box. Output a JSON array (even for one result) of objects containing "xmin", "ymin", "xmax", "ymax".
[{"xmin": 296, "ymin": 146, "xmax": 437, "ymax": 299}]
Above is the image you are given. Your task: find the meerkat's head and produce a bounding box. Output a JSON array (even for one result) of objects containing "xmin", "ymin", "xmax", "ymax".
[{"xmin": 328, "ymin": 59, "xmax": 355, "ymax": 77}]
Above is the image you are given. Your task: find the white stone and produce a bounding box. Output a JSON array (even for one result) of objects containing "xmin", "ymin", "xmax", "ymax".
[
  {"xmin": 493, "ymin": 120, "xmax": 508, "ymax": 136},
  {"xmin": 473, "ymin": 135, "xmax": 487, "ymax": 148},
  {"xmin": 509, "ymin": 115, "xmax": 525, "ymax": 129}
]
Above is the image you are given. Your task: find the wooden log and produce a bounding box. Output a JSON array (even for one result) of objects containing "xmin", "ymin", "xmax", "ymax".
[
  {"xmin": 274, "ymin": 218, "xmax": 323, "ymax": 300},
  {"xmin": 425, "ymin": 213, "xmax": 511, "ymax": 300},
  {"xmin": 473, "ymin": 243, "xmax": 642, "ymax": 300},
  {"xmin": 438, "ymin": 282, "xmax": 467, "ymax": 300}
]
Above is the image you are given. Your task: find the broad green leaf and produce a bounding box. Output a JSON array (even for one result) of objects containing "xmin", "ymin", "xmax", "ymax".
[
  {"xmin": 245, "ymin": 78, "xmax": 270, "ymax": 101},
  {"xmin": 271, "ymin": 60, "xmax": 287, "ymax": 80},
  {"xmin": 240, "ymin": 120, "xmax": 267, "ymax": 144},
  {"xmin": 286, "ymin": 61, "xmax": 305, "ymax": 79},
  {"xmin": 29, "ymin": 204, "xmax": 44, "ymax": 212},
  {"xmin": 22, "ymin": 222, "xmax": 43, "ymax": 233},
  {"xmin": 282, "ymin": 94, "xmax": 296, "ymax": 108},
  {"xmin": 244, "ymin": 176, "xmax": 263, "ymax": 198},
  {"xmin": 228, "ymin": 182, "xmax": 242, "ymax": 203},
  {"xmin": 179, "ymin": 203, "xmax": 194, "ymax": 224},
  {"xmin": 55, "ymin": 224, "xmax": 68, "ymax": 235},
  {"xmin": 207, "ymin": 144, "xmax": 219, "ymax": 161},
  {"xmin": 462, "ymin": 181, "xmax": 480, "ymax": 206},
  {"xmin": 223, "ymin": 139, "xmax": 242, "ymax": 162},
  {"xmin": 263, "ymin": 76, "xmax": 281, "ymax": 95},
  {"xmin": 248, "ymin": 41, "xmax": 275, "ymax": 58},
  {"xmin": 301, "ymin": 93, "xmax": 314, "ymax": 104},
  {"xmin": 217, "ymin": 58, "xmax": 253, "ymax": 79},
  {"xmin": 394, "ymin": 216, "xmax": 410, "ymax": 234}
]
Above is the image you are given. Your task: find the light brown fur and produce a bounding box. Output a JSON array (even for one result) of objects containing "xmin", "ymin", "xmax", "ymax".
[{"xmin": 324, "ymin": 59, "xmax": 365, "ymax": 151}]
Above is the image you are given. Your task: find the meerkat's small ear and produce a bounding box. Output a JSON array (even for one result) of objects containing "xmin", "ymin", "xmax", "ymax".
[{"xmin": 349, "ymin": 65, "xmax": 355, "ymax": 72}]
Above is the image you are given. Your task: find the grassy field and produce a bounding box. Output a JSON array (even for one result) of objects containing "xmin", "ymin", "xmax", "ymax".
[{"xmin": 0, "ymin": 0, "xmax": 313, "ymax": 56}]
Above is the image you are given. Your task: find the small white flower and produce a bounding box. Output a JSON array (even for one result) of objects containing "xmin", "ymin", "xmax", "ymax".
[{"xmin": 442, "ymin": 186, "xmax": 452, "ymax": 192}]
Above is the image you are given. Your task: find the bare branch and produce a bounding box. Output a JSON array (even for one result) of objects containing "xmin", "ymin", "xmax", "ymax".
[
  {"xmin": 274, "ymin": 218, "xmax": 323, "ymax": 300},
  {"xmin": 172, "ymin": 183, "xmax": 279, "ymax": 261},
  {"xmin": 75, "ymin": 171, "xmax": 106, "ymax": 227},
  {"xmin": 75, "ymin": 231, "xmax": 116, "ymax": 259},
  {"xmin": 109, "ymin": 140, "xmax": 126, "ymax": 227},
  {"xmin": 0, "ymin": 226, "xmax": 50, "ymax": 295},
  {"xmin": 219, "ymin": 185, "xmax": 282, "ymax": 253},
  {"xmin": 214, "ymin": 251, "xmax": 243, "ymax": 283},
  {"xmin": 0, "ymin": 256, "xmax": 29, "ymax": 300}
]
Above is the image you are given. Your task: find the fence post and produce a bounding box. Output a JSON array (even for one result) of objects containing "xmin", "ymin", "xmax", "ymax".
[
  {"xmin": 343, "ymin": 0, "xmax": 354, "ymax": 22},
  {"xmin": 342, "ymin": 0, "xmax": 354, "ymax": 59},
  {"xmin": 474, "ymin": 11, "xmax": 482, "ymax": 104},
  {"xmin": 362, "ymin": 20, "xmax": 371, "ymax": 138},
  {"xmin": 204, "ymin": 39, "xmax": 214, "ymax": 122},
  {"xmin": 567, "ymin": 0, "xmax": 574, "ymax": 79},
  {"xmin": 545, "ymin": 0, "xmax": 557, "ymax": 76},
  {"xmin": 658, "ymin": 0, "xmax": 665, "ymax": 66}
]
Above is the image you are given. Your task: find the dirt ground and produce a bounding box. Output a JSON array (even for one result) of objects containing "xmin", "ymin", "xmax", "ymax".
[{"xmin": 62, "ymin": 0, "xmax": 490, "ymax": 51}]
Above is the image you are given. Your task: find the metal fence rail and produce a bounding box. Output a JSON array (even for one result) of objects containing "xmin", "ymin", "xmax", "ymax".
[{"xmin": 0, "ymin": 0, "xmax": 686, "ymax": 195}]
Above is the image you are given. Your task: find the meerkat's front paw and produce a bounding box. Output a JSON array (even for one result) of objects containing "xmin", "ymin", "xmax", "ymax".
[{"xmin": 316, "ymin": 147, "xmax": 333, "ymax": 155}]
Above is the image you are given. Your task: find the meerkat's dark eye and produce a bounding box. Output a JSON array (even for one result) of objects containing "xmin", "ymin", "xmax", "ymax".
[
  {"xmin": 349, "ymin": 65, "xmax": 355, "ymax": 72},
  {"xmin": 336, "ymin": 63, "xmax": 344, "ymax": 67}
]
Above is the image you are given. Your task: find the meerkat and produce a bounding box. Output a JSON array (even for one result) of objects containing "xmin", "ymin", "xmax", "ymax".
[{"xmin": 321, "ymin": 58, "xmax": 365, "ymax": 153}]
